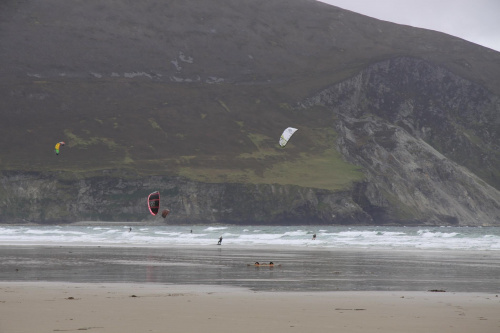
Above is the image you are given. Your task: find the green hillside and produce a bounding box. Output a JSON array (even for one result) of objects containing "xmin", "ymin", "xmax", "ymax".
[{"xmin": 0, "ymin": 78, "xmax": 363, "ymax": 190}]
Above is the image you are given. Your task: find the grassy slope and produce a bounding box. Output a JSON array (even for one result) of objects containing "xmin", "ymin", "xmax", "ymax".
[{"xmin": 0, "ymin": 78, "xmax": 364, "ymax": 190}]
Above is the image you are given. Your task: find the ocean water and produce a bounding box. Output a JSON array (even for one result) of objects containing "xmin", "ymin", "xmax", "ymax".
[
  {"xmin": 2, "ymin": 225, "xmax": 500, "ymax": 291},
  {"xmin": 1, "ymin": 225, "xmax": 499, "ymax": 251}
]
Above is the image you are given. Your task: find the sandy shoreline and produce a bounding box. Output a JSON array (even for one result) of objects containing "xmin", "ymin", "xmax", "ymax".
[{"xmin": 1, "ymin": 282, "xmax": 499, "ymax": 333}]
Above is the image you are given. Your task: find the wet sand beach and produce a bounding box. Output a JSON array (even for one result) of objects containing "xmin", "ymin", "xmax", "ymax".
[
  {"xmin": 1, "ymin": 246, "xmax": 499, "ymax": 292},
  {"xmin": 1, "ymin": 245, "xmax": 499, "ymax": 332}
]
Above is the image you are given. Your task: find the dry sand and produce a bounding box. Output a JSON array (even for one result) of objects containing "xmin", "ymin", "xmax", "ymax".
[{"xmin": 1, "ymin": 282, "xmax": 499, "ymax": 333}]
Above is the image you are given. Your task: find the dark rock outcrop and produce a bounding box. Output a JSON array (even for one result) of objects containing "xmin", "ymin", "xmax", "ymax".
[
  {"xmin": 300, "ymin": 57, "xmax": 500, "ymax": 225},
  {"xmin": 0, "ymin": 171, "xmax": 369, "ymax": 225}
]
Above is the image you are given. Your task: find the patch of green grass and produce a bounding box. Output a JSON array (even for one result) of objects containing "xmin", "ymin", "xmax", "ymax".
[
  {"xmin": 64, "ymin": 130, "xmax": 118, "ymax": 150},
  {"xmin": 177, "ymin": 156, "xmax": 196, "ymax": 164},
  {"xmin": 123, "ymin": 151, "xmax": 134, "ymax": 164},
  {"xmin": 279, "ymin": 103, "xmax": 291, "ymax": 110},
  {"xmin": 238, "ymin": 150, "xmax": 279, "ymax": 160},
  {"xmin": 246, "ymin": 133, "xmax": 271, "ymax": 147},
  {"xmin": 262, "ymin": 149, "xmax": 364, "ymax": 190},
  {"xmin": 237, "ymin": 133, "xmax": 279, "ymax": 160},
  {"xmin": 148, "ymin": 118, "xmax": 161, "ymax": 130},
  {"xmin": 217, "ymin": 99, "xmax": 230, "ymax": 112},
  {"xmin": 178, "ymin": 167, "xmax": 256, "ymax": 183},
  {"xmin": 178, "ymin": 148, "xmax": 363, "ymax": 191}
]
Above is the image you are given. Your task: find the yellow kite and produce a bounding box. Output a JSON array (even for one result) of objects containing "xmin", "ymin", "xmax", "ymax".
[{"xmin": 54, "ymin": 141, "xmax": 65, "ymax": 155}]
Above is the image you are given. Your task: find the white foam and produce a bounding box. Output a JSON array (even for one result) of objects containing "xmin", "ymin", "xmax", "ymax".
[
  {"xmin": 204, "ymin": 226, "xmax": 228, "ymax": 231},
  {"xmin": 0, "ymin": 225, "xmax": 499, "ymax": 250}
]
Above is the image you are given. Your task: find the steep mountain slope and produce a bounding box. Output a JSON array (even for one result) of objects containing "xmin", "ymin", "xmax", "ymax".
[
  {"xmin": 0, "ymin": 0, "xmax": 499, "ymax": 225},
  {"xmin": 301, "ymin": 57, "xmax": 500, "ymax": 224}
]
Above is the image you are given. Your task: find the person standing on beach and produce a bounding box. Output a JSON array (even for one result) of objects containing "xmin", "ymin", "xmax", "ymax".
[{"xmin": 217, "ymin": 236, "xmax": 223, "ymax": 245}]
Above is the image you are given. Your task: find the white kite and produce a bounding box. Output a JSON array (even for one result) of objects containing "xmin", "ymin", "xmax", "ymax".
[{"xmin": 279, "ymin": 127, "xmax": 298, "ymax": 148}]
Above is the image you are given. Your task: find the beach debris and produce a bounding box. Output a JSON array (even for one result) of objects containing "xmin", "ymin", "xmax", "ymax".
[
  {"xmin": 248, "ymin": 262, "xmax": 281, "ymax": 267},
  {"xmin": 130, "ymin": 295, "xmax": 138, "ymax": 297},
  {"xmin": 428, "ymin": 289, "xmax": 446, "ymax": 292},
  {"xmin": 78, "ymin": 327, "xmax": 102, "ymax": 331},
  {"xmin": 54, "ymin": 327, "xmax": 103, "ymax": 331},
  {"xmin": 66, "ymin": 297, "xmax": 75, "ymax": 300}
]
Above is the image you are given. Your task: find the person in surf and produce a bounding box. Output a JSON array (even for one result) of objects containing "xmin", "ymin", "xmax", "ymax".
[{"xmin": 217, "ymin": 236, "xmax": 223, "ymax": 245}]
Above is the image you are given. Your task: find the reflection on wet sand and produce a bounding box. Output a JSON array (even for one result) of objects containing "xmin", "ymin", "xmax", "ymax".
[{"xmin": 1, "ymin": 246, "xmax": 499, "ymax": 292}]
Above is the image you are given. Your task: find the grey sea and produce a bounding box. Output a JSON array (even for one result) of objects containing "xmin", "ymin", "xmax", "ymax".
[{"xmin": 1, "ymin": 225, "xmax": 499, "ymax": 292}]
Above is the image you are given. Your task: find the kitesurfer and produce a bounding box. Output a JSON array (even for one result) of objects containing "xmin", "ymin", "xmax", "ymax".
[
  {"xmin": 312, "ymin": 233, "xmax": 316, "ymax": 240},
  {"xmin": 217, "ymin": 236, "xmax": 223, "ymax": 245}
]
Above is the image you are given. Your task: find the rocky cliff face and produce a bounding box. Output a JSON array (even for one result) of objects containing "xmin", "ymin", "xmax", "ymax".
[
  {"xmin": 300, "ymin": 57, "xmax": 500, "ymax": 226},
  {"xmin": 0, "ymin": 171, "xmax": 368, "ymax": 225}
]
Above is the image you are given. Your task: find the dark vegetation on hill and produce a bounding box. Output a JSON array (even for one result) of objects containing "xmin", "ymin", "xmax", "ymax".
[{"xmin": 0, "ymin": 0, "xmax": 499, "ymax": 225}]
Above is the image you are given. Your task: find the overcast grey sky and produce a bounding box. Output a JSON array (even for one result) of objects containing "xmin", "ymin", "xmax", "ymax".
[{"xmin": 318, "ymin": 0, "xmax": 500, "ymax": 51}]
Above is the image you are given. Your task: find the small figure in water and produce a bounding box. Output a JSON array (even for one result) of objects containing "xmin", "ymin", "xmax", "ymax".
[
  {"xmin": 312, "ymin": 233, "xmax": 316, "ymax": 240},
  {"xmin": 217, "ymin": 236, "xmax": 223, "ymax": 245},
  {"xmin": 129, "ymin": 227, "xmax": 132, "ymax": 232}
]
